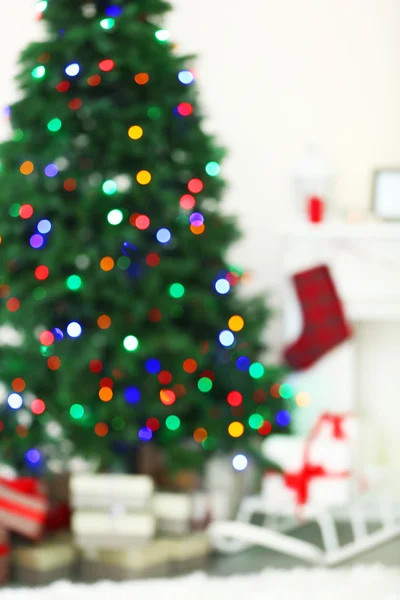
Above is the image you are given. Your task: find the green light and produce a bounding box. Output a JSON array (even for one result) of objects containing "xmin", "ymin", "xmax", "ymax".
[
  {"xmin": 112, "ymin": 417, "xmax": 125, "ymax": 431},
  {"xmin": 32, "ymin": 66, "xmax": 46, "ymax": 79},
  {"xmin": 70, "ymin": 404, "xmax": 84, "ymax": 419},
  {"xmin": 66, "ymin": 274, "xmax": 82, "ymax": 291},
  {"xmin": 169, "ymin": 283, "xmax": 185, "ymax": 298},
  {"xmin": 47, "ymin": 118, "xmax": 62, "ymax": 132},
  {"xmin": 9, "ymin": 203, "xmax": 20, "ymax": 217},
  {"xmin": 147, "ymin": 106, "xmax": 162, "ymax": 120},
  {"xmin": 279, "ymin": 383, "xmax": 294, "ymax": 399},
  {"xmin": 36, "ymin": 0, "xmax": 48, "ymax": 11},
  {"xmin": 198, "ymin": 377, "xmax": 212, "ymax": 392},
  {"xmin": 248, "ymin": 413, "xmax": 264, "ymax": 430},
  {"xmin": 166, "ymin": 415, "xmax": 180, "ymax": 431},
  {"xmin": 100, "ymin": 17, "xmax": 115, "ymax": 29},
  {"xmin": 155, "ymin": 29, "xmax": 169, "ymax": 42},
  {"xmin": 117, "ymin": 256, "xmax": 130, "ymax": 270},
  {"xmin": 33, "ymin": 287, "xmax": 46, "ymax": 301},
  {"xmin": 13, "ymin": 129, "xmax": 24, "ymax": 142},
  {"xmin": 40, "ymin": 345, "xmax": 51, "ymax": 357},
  {"xmin": 102, "ymin": 179, "xmax": 117, "ymax": 195},
  {"xmin": 123, "ymin": 335, "xmax": 139, "ymax": 352},
  {"xmin": 205, "ymin": 161, "xmax": 220, "ymax": 176},
  {"xmin": 249, "ymin": 362, "xmax": 264, "ymax": 379},
  {"xmin": 202, "ymin": 436, "xmax": 216, "ymax": 450},
  {"xmin": 107, "ymin": 209, "xmax": 123, "ymax": 225}
]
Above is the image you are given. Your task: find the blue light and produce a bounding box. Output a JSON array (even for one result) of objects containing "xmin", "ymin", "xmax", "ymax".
[
  {"xmin": 105, "ymin": 5, "xmax": 122, "ymax": 17},
  {"xmin": 156, "ymin": 228, "xmax": 172, "ymax": 244},
  {"xmin": 232, "ymin": 454, "xmax": 248, "ymax": 471},
  {"xmin": 8, "ymin": 393, "xmax": 23, "ymax": 409},
  {"xmin": 67, "ymin": 322, "xmax": 82, "ymax": 338},
  {"xmin": 236, "ymin": 356, "xmax": 251, "ymax": 371},
  {"xmin": 30, "ymin": 234, "xmax": 44, "ymax": 249},
  {"xmin": 219, "ymin": 330, "xmax": 235, "ymax": 347},
  {"xmin": 65, "ymin": 63, "xmax": 80, "ymax": 77},
  {"xmin": 145, "ymin": 358, "xmax": 161, "ymax": 374},
  {"xmin": 37, "ymin": 219, "xmax": 52, "ymax": 234},
  {"xmin": 138, "ymin": 427, "xmax": 152, "ymax": 441},
  {"xmin": 215, "ymin": 279, "xmax": 230, "ymax": 295},
  {"xmin": 26, "ymin": 449, "xmax": 41, "ymax": 465},
  {"xmin": 52, "ymin": 327, "xmax": 64, "ymax": 341},
  {"xmin": 189, "ymin": 212, "xmax": 204, "ymax": 225},
  {"xmin": 276, "ymin": 410, "xmax": 291, "ymax": 427},
  {"xmin": 178, "ymin": 70, "xmax": 194, "ymax": 85},
  {"xmin": 44, "ymin": 164, "xmax": 58, "ymax": 178},
  {"xmin": 124, "ymin": 387, "xmax": 141, "ymax": 404}
]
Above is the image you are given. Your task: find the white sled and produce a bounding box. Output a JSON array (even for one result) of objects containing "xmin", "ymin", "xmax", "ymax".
[{"xmin": 209, "ymin": 493, "xmax": 400, "ymax": 566}]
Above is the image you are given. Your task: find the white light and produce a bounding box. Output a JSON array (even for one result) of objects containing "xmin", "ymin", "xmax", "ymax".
[
  {"xmin": 155, "ymin": 29, "xmax": 169, "ymax": 42},
  {"xmin": 232, "ymin": 454, "xmax": 248, "ymax": 471},
  {"xmin": 65, "ymin": 63, "xmax": 80, "ymax": 77},
  {"xmin": 8, "ymin": 393, "xmax": 23, "ymax": 410},
  {"xmin": 215, "ymin": 279, "xmax": 230, "ymax": 295},
  {"xmin": 178, "ymin": 70, "xmax": 195, "ymax": 85},
  {"xmin": 36, "ymin": 0, "xmax": 48, "ymax": 12},
  {"xmin": 67, "ymin": 322, "xmax": 82, "ymax": 338}
]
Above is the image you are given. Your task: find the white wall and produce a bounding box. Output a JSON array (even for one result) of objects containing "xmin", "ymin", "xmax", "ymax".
[{"xmin": 3, "ymin": 0, "xmax": 400, "ymax": 358}]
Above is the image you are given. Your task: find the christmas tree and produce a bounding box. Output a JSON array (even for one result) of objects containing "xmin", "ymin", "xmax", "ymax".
[{"xmin": 0, "ymin": 0, "xmax": 288, "ymax": 475}]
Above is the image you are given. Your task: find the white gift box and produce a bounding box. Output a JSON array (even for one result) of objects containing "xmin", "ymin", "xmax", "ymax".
[{"xmin": 70, "ymin": 474, "xmax": 153, "ymax": 510}]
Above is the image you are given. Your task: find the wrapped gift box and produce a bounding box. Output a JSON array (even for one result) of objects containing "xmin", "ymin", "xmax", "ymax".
[
  {"xmin": 70, "ymin": 474, "xmax": 153, "ymax": 511},
  {"xmin": 72, "ymin": 510, "xmax": 156, "ymax": 549},
  {"xmin": 154, "ymin": 492, "xmax": 193, "ymax": 535},
  {"xmin": 0, "ymin": 477, "xmax": 48, "ymax": 540},
  {"xmin": 11, "ymin": 533, "xmax": 78, "ymax": 586},
  {"xmin": 0, "ymin": 527, "xmax": 10, "ymax": 584}
]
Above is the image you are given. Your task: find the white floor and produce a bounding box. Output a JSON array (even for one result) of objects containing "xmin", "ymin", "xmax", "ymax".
[{"xmin": 3, "ymin": 567, "xmax": 400, "ymax": 599}]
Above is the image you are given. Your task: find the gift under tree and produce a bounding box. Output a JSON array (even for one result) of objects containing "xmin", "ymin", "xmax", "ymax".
[{"xmin": 0, "ymin": 0, "xmax": 288, "ymax": 476}]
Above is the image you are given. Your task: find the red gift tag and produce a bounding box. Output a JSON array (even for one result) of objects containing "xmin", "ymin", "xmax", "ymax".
[{"xmin": 307, "ymin": 196, "xmax": 324, "ymax": 223}]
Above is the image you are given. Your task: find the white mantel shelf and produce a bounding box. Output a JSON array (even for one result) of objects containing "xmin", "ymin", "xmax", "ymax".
[{"xmin": 280, "ymin": 222, "xmax": 400, "ymax": 240}]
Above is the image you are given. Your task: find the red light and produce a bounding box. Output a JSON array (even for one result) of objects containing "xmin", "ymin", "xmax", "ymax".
[
  {"xmin": 88, "ymin": 74, "xmax": 101, "ymax": 86},
  {"xmin": 227, "ymin": 391, "xmax": 243, "ymax": 407},
  {"xmin": 188, "ymin": 178, "xmax": 204, "ymax": 194},
  {"xmin": 270, "ymin": 383, "xmax": 281, "ymax": 398},
  {"xmin": 99, "ymin": 59, "xmax": 115, "ymax": 72},
  {"xmin": 200, "ymin": 370, "xmax": 215, "ymax": 381},
  {"xmin": 90, "ymin": 360, "xmax": 103, "ymax": 373},
  {"xmin": 146, "ymin": 417, "xmax": 160, "ymax": 431},
  {"xmin": 160, "ymin": 389, "xmax": 176, "ymax": 405},
  {"xmin": 148, "ymin": 308, "xmax": 161, "ymax": 322},
  {"xmin": 158, "ymin": 370, "xmax": 172, "ymax": 385},
  {"xmin": 258, "ymin": 420, "xmax": 272, "ymax": 436},
  {"xmin": 136, "ymin": 215, "xmax": 150, "ymax": 230},
  {"xmin": 68, "ymin": 98, "xmax": 82, "ymax": 110},
  {"xmin": 180, "ymin": 194, "xmax": 196, "ymax": 210},
  {"xmin": 146, "ymin": 253, "xmax": 160, "ymax": 267},
  {"xmin": 100, "ymin": 377, "xmax": 114, "ymax": 388},
  {"xmin": 35, "ymin": 265, "xmax": 49, "ymax": 280},
  {"xmin": 39, "ymin": 330, "xmax": 54, "ymax": 346},
  {"xmin": 6, "ymin": 298, "xmax": 20, "ymax": 312},
  {"xmin": 31, "ymin": 399, "xmax": 46, "ymax": 415},
  {"xmin": 253, "ymin": 389, "xmax": 267, "ymax": 403},
  {"xmin": 19, "ymin": 204, "xmax": 34, "ymax": 219},
  {"xmin": 177, "ymin": 102, "xmax": 193, "ymax": 116},
  {"xmin": 226, "ymin": 272, "xmax": 241, "ymax": 286},
  {"xmin": 56, "ymin": 81, "xmax": 70, "ymax": 93}
]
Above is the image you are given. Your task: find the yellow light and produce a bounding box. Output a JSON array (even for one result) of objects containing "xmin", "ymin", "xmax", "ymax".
[
  {"xmin": 100, "ymin": 256, "xmax": 114, "ymax": 271},
  {"xmin": 228, "ymin": 421, "xmax": 244, "ymax": 438},
  {"xmin": 296, "ymin": 391, "xmax": 312, "ymax": 408},
  {"xmin": 228, "ymin": 315, "xmax": 244, "ymax": 332},
  {"xmin": 128, "ymin": 125, "xmax": 143, "ymax": 140},
  {"xmin": 20, "ymin": 161, "xmax": 34, "ymax": 175},
  {"xmin": 136, "ymin": 170, "xmax": 151, "ymax": 185}
]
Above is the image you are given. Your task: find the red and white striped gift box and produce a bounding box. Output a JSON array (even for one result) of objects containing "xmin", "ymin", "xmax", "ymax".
[{"xmin": 0, "ymin": 477, "xmax": 49, "ymax": 539}]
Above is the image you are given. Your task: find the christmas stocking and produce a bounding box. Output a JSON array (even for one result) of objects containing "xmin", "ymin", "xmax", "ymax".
[{"xmin": 283, "ymin": 265, "xmax": 352, "ymax": 370}]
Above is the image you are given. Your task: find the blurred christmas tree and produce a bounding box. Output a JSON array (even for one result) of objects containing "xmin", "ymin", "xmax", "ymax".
[{"xmin": 0, "ymin": 0, "xmax": 289, "ymax": 475}]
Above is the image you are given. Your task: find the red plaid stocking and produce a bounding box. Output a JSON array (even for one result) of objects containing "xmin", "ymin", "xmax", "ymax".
[{"xmin": 283, "ymin": 265, "xmax": 352, "ymax": 370}]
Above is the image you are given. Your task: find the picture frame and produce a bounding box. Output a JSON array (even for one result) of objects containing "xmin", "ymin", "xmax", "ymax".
[{"xmin": 372, "ymin": 168, "xmax": 400, "ymax": 220}]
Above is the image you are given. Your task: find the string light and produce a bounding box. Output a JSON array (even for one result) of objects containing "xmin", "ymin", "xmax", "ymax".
[
  {"xmin": 31, "ymin": 399, "xmax": 46, "ymax": 415},
  {"xmin": 146, "ymin": 418, "xmax": 160, "ymax": 431},
  {"xmin": 169, "ymin": 283, "xmax": 185, "ymax": 298},
  {"xmin": 136, "ymin": 170, "xmax": 151, "ymax": 185},
  {"xmin": 100, "ymin": 257, "xmax": 114, "ymax": 271},
  {"xmin": 100, "ymin": 18, "xmax": 115, "ymax": 29},
  {"xmin": 26, "ymin": 449, "xmax": 41, "ymax": 465},
  {"xmin": 248, "ymin": 413, "xmax": 264, "ymax": 429},
  {"xmin": 156, "ymin": 228, "xmax": 171, "ymax": 244},
  {"xmin": 215, "ymin": 279, "xmax": 230, "ymax": 295},
  {"xmin": 56, "ymin": 81, "xmax": 70, "ymax": 92},
  {"xmin": 39, "ymin": 330, "xmax": 54, "ymax": 346},
  {"xmin": 6, "ymin": 298, "xmax": 20, "ymax": 312},
  {"xmin": 205, "ymin": 161, "xmax": 220, "ymax": 176},
  {"xmin": 66, "ymin": 275, "xmax": 82, "ymax": 291},
  {"xmin": 19, "ymin": 204, "xmax": 34, "ymax": 219},
  {"xmin": 178, "ymin": 70, "xmax": 194, "ymax": 85},
  {"xmin": 105, "ymin": 5, "xmax": 122, "ymax": 17},
  {"xmin": 67, "ymin": 322, "xmax": 82, "ymax": 338},
  {"xmin": 99, "ymin": 59, "xmax": 114, "ymax": 72},
  {"xmin": 90, "ymin": 360, "xmax": 103, "ymax": 373},
  {"xmin": 107, "ymin": 209, "xmax": 123, "ymax": 225},
  {"xmin": 44, "ymin": 164, "xmax": 58, "ymax": 177},
  {"xmin": 249, "ymin": 362, "xmax": 264, "ymax": 379},
  {"xmin": 188, "ymin": 178, "xmax": 204, "ymax": 193},
  {"xmin": 97, "ymin": 315, "xmax": 111, "ymax": 329},
  {"xmin": 160, "ymin": 389, "xmax": 176, "ymax": 405},
  {"xmin": 65, "ymin": 63, "xmax": 80, "ymax": 77},
  {"xmin": 20, "ymin": 161, "xmax": 34, "ymax": 175},
  {"xmin": 95, "ymin": 423, "xmax": 108, "ymax": 437},
  {"xmin": 99, "ymin": 387, "xmax": 113, "ymax": 402},
  {"xmin": 276, "ymin": 410, "xmax": 291, "ymax": 427},
  {"xmin": 37, "ymin": 220, "xmax": 51, "ymax": 234},
  {"xmin": 88, "ymin": 75, "xmax": 101, "ymax": 86},
  {"xmin": 227, "ymin": 391, "xmax": 242, "ymax": 407},
  {"xmin": 32, "ymin": 66, "xmax": 46, "ymax": 79},
  {"xmin": 193, "ymin": 428, "xmax": 207, "ymax": 443},
  {"xmin": 47, "ymin": 118, "xmax": 62, "ymax": 132},
  {"xmin": 258, "ymin": 420, "xmax": 272, "ymax": 436},
  {"xmin": 64, "ymin": 178, "xmax": 77, "ymax": 191},
  {"xmin": 236, "ymin": 356, "xmax": 250, "ymax": 371},
  {"xmin": 8, "ymin": 393, "xmax": 23, "ymax": 410},
  {"xmin": 219, "ymin": 330, "xmax": 235, "ymax": 347},
  {"xmin": 146, "ymin": 253, "xmax": 160, "ymax": 267},
  {"xmin": 36, "ymin": 1, "xmax": 48, "ymax": 12},
  {"xmin": 296, "ymin": 391, "xmax": 312, "ymax": 408},
  {"xmin": 176, "ymin": 103, "xmax": 193, "ymax": 117},
  {"xmin": 232, "ymin": 454, "xmax": 248, "ymax": 471},
  {"xmin": 70, "ymin": 404, "xmax": 84, "ymax": 419},
  {"xmin": 158, "ymin": 371, "xmax": 172, "ymax": 384},
  {"xmin": 124, "ymin": 387, "xmax": 140, "ymax": 404},
  {"xmin": 35, "ymin": 265, "xmax": 49, "ymax": 280},
  {"xmin": 180, "ymin": 194, "xmax": 196, "ymax": 210},
  {"xmin": 134, "ymin": 73, "xmax": 149, "ymax": 85},
  {"xmin": 145, "ymin": 358, "xmax": 161, "ymax": 374},
  {"xmin": 138, "ymin": 427, "xmax": 152, "ymax": 441},
  {"xmin": 68, "ymin": 98, "xmax": 82, "ymax": 111},
  {"xmin": 183, "ymin": 358, "xmax": 197, "ymax": 373},
  {"xmin": 102, "ymin": 179, "xmax": 117, "ymax": 195},
  {"xmin": 280, "ymin": 383, "xmax": 294, "ymax": 399},
  {"xmin": 155, "ymin": 29, "xmax": 170, "ymax": 42},
  {"xmin": 189, "ymin": 212, "xmax": 204, "ymax": 225},
  {"xmin": 136, "ymin": 215, "xmax": 150, "ymax": 230},
  {"xmin": 128, "ymin": 125, "xmax": 143, "ymax": 140},
  {"xmin": 228, "ymin": 421, "xmax": 244, "ymax": 438},
  {"xmin": 12, "ymin": 378, "xmax": 25, "ymax": 392},
  {"xmin": 47, "ymin": 356, "xmax": 61, "ymax": 370},
  {"xmin": 198, "ymin": 377, "xmax": 212, "ymax": 392},
  {"xmin": 123, "ymin": 335, "xmax": 139, "ymax": 352},
  {"xmin": 166, "ymin": 415, "xmax": 180, "ymax": 430}
]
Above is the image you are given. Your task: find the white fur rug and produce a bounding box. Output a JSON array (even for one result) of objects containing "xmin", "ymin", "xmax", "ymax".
[{"xmin": 2, "ymin": 567, "xmax": 400, "ymax": 599}]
